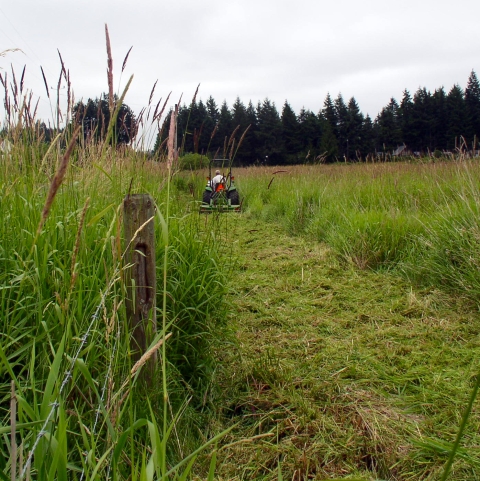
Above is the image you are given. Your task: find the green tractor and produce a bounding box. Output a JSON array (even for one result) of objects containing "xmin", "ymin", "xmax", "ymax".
[{"xmin": 200, "ymin": 158, "xmax": 241, "ymax": 213}]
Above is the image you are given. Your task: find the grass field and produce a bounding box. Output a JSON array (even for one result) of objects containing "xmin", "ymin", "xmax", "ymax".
[
  {"xmin": 213, "ymin": 215, "xmax": 480, "ymax": 480},
  {"xmin": 0, "ymin": 146, "xmax": 234, "ymax": 480},
  {"xmin": 203, "ymin": 161, "xmax": 480, "ymax": 481},
  {"xmin": 2, "ymin": 134, "xmax": 480, "ymax": 481},
  {"xmin": 5, "ymin": 28, "xmax": 480, "ymax": 480},
  {"xmin": 236, "ymin": 161, "xmax": 480, "ymax": 298}
]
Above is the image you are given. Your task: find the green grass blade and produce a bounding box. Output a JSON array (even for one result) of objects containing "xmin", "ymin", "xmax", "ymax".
[{"xmin": 40, "ymin": 335, "xmax": 65, "ymax": 418}]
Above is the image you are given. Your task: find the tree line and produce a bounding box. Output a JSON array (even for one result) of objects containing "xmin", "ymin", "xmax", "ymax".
[
  {"xmin": 155, "ymin": 70, "xmax": 480, "ymax": 164},
  {"xmin": 61, "ymin": 70, "xmax": 480, "ymax": 164}
]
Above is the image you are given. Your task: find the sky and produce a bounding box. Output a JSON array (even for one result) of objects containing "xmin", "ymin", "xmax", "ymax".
[{"xmin": 1, "ymin": 0, "xmax": 480, "ymax": 140}]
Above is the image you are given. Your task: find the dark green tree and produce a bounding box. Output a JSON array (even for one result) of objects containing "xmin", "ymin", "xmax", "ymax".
[
  {"xmin": 410, "ymin": 88, "xmax": 434, "ymax": 152},
  {"xmin": 182, "ymin": 99, "xmax": 208, "ymax": 153},
  {"xmin": 206, "ymin": 96, "xmax": 219, "ymax": 124},
  {"xmin": 256, "ymin": 98, "xmax": 283, "ymax": 164},
  {"xmin": 319, "ymin": 94, "xmax": 339, "ymax": 161},
  {"xmin": 375, "ymin": 98, "xmax": 402, "ymax": 153},
  {"xmin": 334, "ymin": 94, "xmax": 349, "ymax": 158},
  {"xmin": 446, "ymin": 84, "xmax": 467, "ymax": 150},
  {"xmin": 232, "ymin": 97, "xmax": 248, "ymax": 128},
  {"xmin": 243, "ymin": 100, "xmax": 258, "ymax": 164},
  {"xmin": 399, "ymin": 89, "xmax": 415, "ymax": 149},
  {"xmin": 318, "ymin": 115, "xmax": 338, "ymax": 162},
  {"xmin": 203, "ymin": 96, "xmax": 219, "ymax": 154},
  {"xmin": 465, "ymin": 70, "xmax": 480, "ymax": 148},
  {"xmin": 216, "ymin": 101, "xmax": 233, "ymax": 157},
  {"xmin": 432, "ymin": 87, "xmax": 448, "ymax": 150},
  {"xmin": 281, "ymin": 101, "xmax": 300, "ymax": 161},
  {"xmin": 298, "ymin": 108, "xmax": 321, "ymax": 162},
  {"xmin": 321, "ymin": 93, "xmax": 337, "ymax": 136},
  {"xmin": 361, "ymin": 114, "xmax": 375, "ymax": 157},
  {"xmin": 230, "ymin": 97, "xmax": 251, "ymax": 161},
  {"xmin": 345, "ymin": 97, "xmax": 364, "ymax": 159},
  {"xmin": 36, "ymin": 121, "xmax": 55, "ymax": 143},
  {"xmin": 73, "ymin": 94, "xmax": 136, "ymax": 145}
]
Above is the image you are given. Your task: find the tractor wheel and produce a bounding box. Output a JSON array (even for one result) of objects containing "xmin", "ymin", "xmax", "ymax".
[
  {"xmin": 228, "ymin": 190, "xmax": 240, "ymax": 205},
  {"xmin": 202, "ymin": 190, "xmax": 211, "ymax": 204}
]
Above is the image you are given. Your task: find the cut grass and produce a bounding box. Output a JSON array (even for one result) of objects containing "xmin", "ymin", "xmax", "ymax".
[
  {"xmin": 213, "ymin": 214, "xmax": 480, "ymax": 481},
  {"xmin": 236, "ymin": 161, "xmax": 480, "ymax": 306}
]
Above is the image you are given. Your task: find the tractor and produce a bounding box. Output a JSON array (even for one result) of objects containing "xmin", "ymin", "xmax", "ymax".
[{"xmin": 200, "ymin": 158, "xmax": 240, "ymax": 212}]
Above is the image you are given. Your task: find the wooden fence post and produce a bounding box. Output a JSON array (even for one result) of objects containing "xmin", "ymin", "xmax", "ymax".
[{"xmin": 123, "ymin": 194, "xmax": 157, "ymax": 380}]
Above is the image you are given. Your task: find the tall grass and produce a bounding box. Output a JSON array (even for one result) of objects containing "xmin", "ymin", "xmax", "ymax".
[
  {"xmin": 240, "ymin": 161, "xmax": 480, "ymax": 303},
  {"xmin": 0, "ymin": 141, "xmax": 233, "ymax": 478},
  {"xmin": 0, "ymin": 38, "xmax": 234, "ymax": 478}
]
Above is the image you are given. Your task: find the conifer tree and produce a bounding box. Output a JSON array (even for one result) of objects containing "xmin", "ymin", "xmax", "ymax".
[
  {"xmin": 244, "ymin": 100, "xmax": 258, "ymax": 163},
  {"xmin": 73, "ymin": 94, "xmax": 136, "ymax": 145},
  {"xmin": 206, "ymin": 96, "xmax": 219, "ymax": 124},
  {"xmin": 432, "ymin": 87, "xmax": 448, "ymax": 150},
  {"xmin": 319, "ymin": 94, "xmax": 339, "ymax": 161},
  {"xmin": 446, "ymin": 84, "xmax": 467, "ymax": 150},
  {"xmin": 410, "ymin": 88, "xmax": 434, "ymax": 152},
  {"xmin": 186, "ymin": 99, "xmax": 207, "ymax": 153},
  {"xmin": 346, "ymin": 97, "xmax": 364, "ymax": 159},
  {"xmin": 465, "ymin": 70, "xmax": 480, "ymax": 148},
  {"xmin": 232, "ymin": 97, "xmax": 248, "ymax": 129},
  {"xmin": 231, "ymin": 97, "xmax": 250, "ymax": 160},
  {"xmin": 375, "ymin": 98, "xmax": 402, "ymax": 152},
  {"xmin": 281, "ymin": 101, "xmax": 301, "ymax": 161},
  {"xmin": 318, "ymin": 115, "xmax": 338, "ymax": 162},
  {"xmin": 361, "ymin": 115, "xmax": 375, "ymax": 157},
  {"xmin": 298, "ymin": 108, "xmax": 321, "ymax": 161},
  {"xmin": 399, "ymin": 89, "xmax": 414, "ymax": 149},
  {"xmin": 216, "ymin": 100, "xmax": 233, "ymax": 157},
  {"xmin": 204, "ymin": 96, "xmax": 219, "ymax": 151},
  {"xmin": 334, "ymin": 94, "xmax": 349, "ymax": 158},
  {"xmin": 256, "ymin": 98, "xmax": 283, "ymax": 164},
  {"xmin": 322, "ymin": 93, "xmax": 337, "ymax": 135}
]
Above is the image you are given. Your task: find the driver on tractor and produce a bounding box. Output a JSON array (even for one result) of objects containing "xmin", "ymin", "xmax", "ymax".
[{"xmin": 211, "ymin": 170, "xmax": 225, "ymax": 192}]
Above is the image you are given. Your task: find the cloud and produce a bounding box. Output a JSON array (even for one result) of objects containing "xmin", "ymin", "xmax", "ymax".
[{"xmin": 1, "ymin": 0, "xmax": 479, "ymax": 129}]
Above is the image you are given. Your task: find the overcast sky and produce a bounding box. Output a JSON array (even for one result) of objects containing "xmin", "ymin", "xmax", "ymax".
[{"xmin": 1, "ymin": 0, "xmax": 480, "ymax": 136}]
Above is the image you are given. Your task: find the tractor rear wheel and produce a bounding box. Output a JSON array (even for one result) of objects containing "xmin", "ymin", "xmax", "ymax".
[
  {"xmin": 202, "ymin": 190, "xmax": 211, "ymax": 204},
  {"xmin": 228, "ymin": 190, "xmax": 240, "ymax": 205}
]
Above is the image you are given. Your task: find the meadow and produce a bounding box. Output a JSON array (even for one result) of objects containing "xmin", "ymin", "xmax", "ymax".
[
  {"xmin": 2, "ymin": 115, "xmax": 480, "ymax": 481},
  {"xmin": 236, "ymin": 160, "xmax": 480, "ymax": 299},
  {"xmin": 2, "ymin": 35, "xmax": 480, "ymax": 478},
  {"xmin": 204, "ymin": 160, "xmax": 480, "ymax": 481}
]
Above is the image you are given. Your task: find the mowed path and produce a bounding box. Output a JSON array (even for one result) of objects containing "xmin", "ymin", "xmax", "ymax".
[{"xmin": 215, "ymin": 214, "xmax": 480, "ymax": 481}]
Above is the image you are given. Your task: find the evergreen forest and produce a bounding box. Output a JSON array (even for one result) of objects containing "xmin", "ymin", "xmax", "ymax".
[{"xmin": 155, "ymin": 70, "xmax": 480, "ymax": 164}]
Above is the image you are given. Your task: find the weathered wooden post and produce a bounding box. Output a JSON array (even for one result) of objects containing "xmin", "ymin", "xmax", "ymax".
[{"xmin": 123, "ymin": 194, "xmax": 157, "ymax": 380}]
